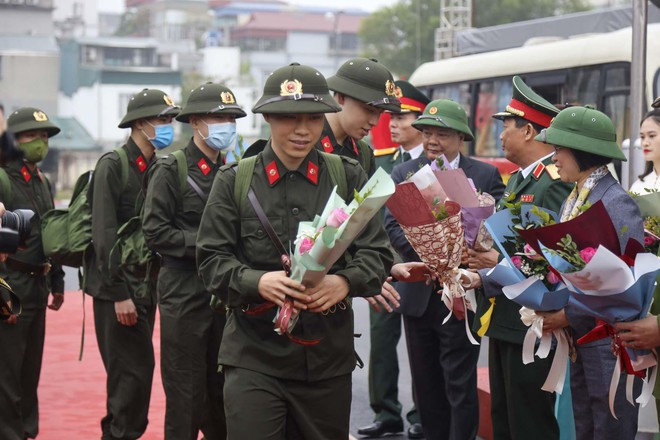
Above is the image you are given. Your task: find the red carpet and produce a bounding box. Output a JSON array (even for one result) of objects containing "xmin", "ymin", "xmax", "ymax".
[{"xmin": 38, "ymin": 291, "xmax": 167, "ymax": 439}]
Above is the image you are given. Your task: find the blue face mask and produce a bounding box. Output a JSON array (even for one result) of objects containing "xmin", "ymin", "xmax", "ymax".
[
  {"xmin": 144, "ymin": 122, "xmax": 174, "ymax": 149},
  {"xmin": 200, "ymin": 122, "xmax": 237, "ymax": 151}
]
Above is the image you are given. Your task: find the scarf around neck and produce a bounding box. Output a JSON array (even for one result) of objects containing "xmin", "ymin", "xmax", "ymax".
[{"xmin": 560, "ymin": 165, "xmax": 610, "ymax": 222}]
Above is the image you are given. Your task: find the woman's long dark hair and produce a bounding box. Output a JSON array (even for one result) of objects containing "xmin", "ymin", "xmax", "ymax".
[{"xmin": 639, "ymin": 108, "xmax": 660, "ymax": 180}]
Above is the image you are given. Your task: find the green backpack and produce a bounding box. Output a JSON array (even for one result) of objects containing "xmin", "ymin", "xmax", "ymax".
[{"xmin": 41, "ymin": 148, "xmax": 129, "ymax": 268}]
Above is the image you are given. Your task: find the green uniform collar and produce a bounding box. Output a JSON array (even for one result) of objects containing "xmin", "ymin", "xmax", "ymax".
[{"xmin": 261, "ymin": 141, "xmax": 321, "ymax": 186}]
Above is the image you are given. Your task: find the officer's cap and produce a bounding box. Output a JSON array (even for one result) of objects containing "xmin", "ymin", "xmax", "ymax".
[
  {"xmin": 535, "ymin": 105, "xmax": 625, "ymax": 161},
  {"xmin": 653, "ymin": 96, "xmax": 660, "ymax": 108},
  {"xmin": 252, "ymin": 63, "xmax": 341, "ymax": 114},
  {"xmin": 327, "ymin": 58, "xmax": 401, "ymax": 112},
  {"xmin": 118, "ymin": 88, "xmax": 180, "ymax": 128},
  {"xmin": 176, "ymin": 83, "xmax": 246, "ymax": 123},
  {"xmin": 392, "ymin": 80, "xmax": 430, "ymax": 114},
  {"xmin": 493, "ymin": 76, "xmax": 559, "ymax": 128},
  {"xmin": 412, "ymin": 99, "xmax": 474, "ymax": 141},
  {"xmin": 7, "ymin": 107, "xmax": 60, "ymax": 137}
]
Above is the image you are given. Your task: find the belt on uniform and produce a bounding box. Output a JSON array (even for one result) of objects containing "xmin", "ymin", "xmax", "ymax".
[
  {"xmin": 5, "ymin": 258, "xmax": 46, "ymax": 276},
  {"xmin": 161, "ymin": 256, "xmax": 196, "ymax": 271}
]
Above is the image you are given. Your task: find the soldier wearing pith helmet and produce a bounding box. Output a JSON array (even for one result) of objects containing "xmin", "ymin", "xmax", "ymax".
[
  {"xmin": 85, "ymin": 88, "xmax": 179, "ymax": 440},
  {"xmin": 196, "ymin": 63, "xmax": 393, "ymax": 440},
  {"xmin": 316, "ymin": 57, "xmax": 400, "ymax": 177},
  {"xmin": 465, "ymin": 75, "xmax": 573, "ymax": 440},
  {"xmin": 143, "ymin": 83, "xmax": 245, "ymax": 440},
  {"xmin": 384, "ymin": 98, "xmax": 503, "ymax": 439},
  {"xmin": 0, "ymin": 107, "xmax": 65, "ymax": 439}
]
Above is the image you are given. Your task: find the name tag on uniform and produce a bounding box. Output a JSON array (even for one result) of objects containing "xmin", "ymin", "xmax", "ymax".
[{"xmin": 520, "ymin": 194, "xmax": 535, "ymax": 203}]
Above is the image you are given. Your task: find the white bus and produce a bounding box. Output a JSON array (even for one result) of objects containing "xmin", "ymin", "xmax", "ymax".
[{"xmin": 409, "ymin": 23, "xmax": 660, "ymax": 176}]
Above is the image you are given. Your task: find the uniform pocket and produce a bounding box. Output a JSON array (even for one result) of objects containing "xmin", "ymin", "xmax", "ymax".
[{"xmin": 239, "ymin": 217, "xmax": 285, "ymax": 268}]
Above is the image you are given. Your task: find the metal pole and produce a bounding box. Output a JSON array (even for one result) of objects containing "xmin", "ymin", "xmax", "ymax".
[{"xmin": 625, "ymin": 0, "xmax": 647, "ymax": 189}]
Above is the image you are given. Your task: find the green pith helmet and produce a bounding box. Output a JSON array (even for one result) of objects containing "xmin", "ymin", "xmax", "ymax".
[
  {"xmin": 653, "ymin": 96, "xmax": 660, "ymax": 108},
  {"xmin": 252, "ymin": 63, "xmax": 341, "ymax": 114},
  {"xmin": 493, "ymin": 76, "xmax": 559, "ymax": 128},
  {"xmin": 118, "ymin": 88, "xmax": 181, "ymax": 128},
  {"xmin": 7, "ymin": 107, "xmax": 60, "ymax": 137},
  {"xmin": 535, "ymin": 105, "xmax": 626, "ymax": 161},
  {"xmin": 392, "ymin": 80, "xmax": 430, "ymax": 114},
  {"xmin": 327, "ymin": 57, "xmax": 401, "ymax": 112},
  {"xmin": 176, "ymin": 82, "xmax": 247, "ymax": 123},
  {"xmin": 411, "ymin": 99, "xmax": 474, "ymax": 141}
]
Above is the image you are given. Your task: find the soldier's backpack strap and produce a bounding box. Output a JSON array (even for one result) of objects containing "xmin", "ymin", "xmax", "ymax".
[
  {"xmin": 234, "ymin": 155, "xmax": 258, "ymax": 212},
  {"xmin": 115, "ymin": 147, "xmax": 130, "ymax": 191},
  {"xmin": 356, "ymin": 139, "xmax": 372, "ymax": 176},
  {"xmin": 319, "ymin": 151, "xmax": 348, "ymax": 200},
  {"xmin": 171, "ymin": 149, "xmax": 188, "ymax": 195},
  {"xmin": 0, "ymin": 168, "xmax": 12, "ymax": 207}
]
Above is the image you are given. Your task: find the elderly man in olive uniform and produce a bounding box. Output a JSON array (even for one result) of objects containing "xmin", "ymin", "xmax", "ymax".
[
  {"xmin": 359, "ymin": 80, "xmax": 429, "ymax": 439},
  {"xmin": 143, "ymin": 83, "xmax": 246, "ymax": 440},
  {"xmin": 85, "ymin": 89, "xmax": 179, "ymax": 440},
  {"xmin": 465, "ymin": 76, "xmax": 573, "ymax": 440},
  {"xmin": 385, "ymin": 99, "xmax": 504, "ymax": 440},
  {"xmin": 0, "ymin": 107, "xmax": 65, "ymax": 440},
  {"xmin": 316, "ymin": 57, "xmax": 400, "ymax": 177},
  {"xmin": 196, "ymin": 62, "xmax": 393, "ymax": 439}
]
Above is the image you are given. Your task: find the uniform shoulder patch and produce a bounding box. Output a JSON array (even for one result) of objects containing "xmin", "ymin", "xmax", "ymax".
[
  {"xmin": 545, "ymin": 164, "xmax": 560, "ymax": 180},
  {"xmin": 373, "ymin": 147, "xmax": 398, "ymax": 157}
]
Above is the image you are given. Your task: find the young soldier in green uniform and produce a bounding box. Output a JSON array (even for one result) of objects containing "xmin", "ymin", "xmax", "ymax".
[
  {"xmin": 85, "ymin": 89, "xmax": 179, "ymax": 440},
  {"xmin": 0, "ymin": 107, "xmax": 65, "ymax": 440},
  {"xmin": 142, "ymin": 83, "xmax": 246, "ymax": 440},
  {"xmin": 316, "ymin": 57, "xmax": 400, "ymax": 177},
  {"xmin": 465, "ymin": 76, "xmax": 573, "ymax": 440},
  {"xmin": 359, "ymin": 80, "xmax": 428, "ymax": 439},
  {"xmin": 196, "ymin": 62, "xmax": 394, "ymax": 439}
]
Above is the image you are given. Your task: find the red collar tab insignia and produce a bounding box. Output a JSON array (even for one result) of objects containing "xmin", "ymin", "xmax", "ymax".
[
  {"xmin": 136, "ymin": 156, "xmax": 147, "ymax": 173},
  {"xmin": 280, "ymin": 79, "xmax": 303, "ymax": 97},
  {"xmin": 220, "ymin": 91, "xmax": 235, "ymax": 104},
  {"xmin": 321, "ymin": 136, "xmax": 333, "ymax": 153},
  {"xmin": 306, "ymin": 161, "xmax": 319, "ymax": 185},
  {"xmin": 265, "ymin": 160, "xmax": 280, "ymax": 185},
  {"xmin": 198, "ymin": 158, "xmax": 211, "ymax": 176},
  {"xmin": 532, "ymin": 162, "xmax": 545, "ymax": 180},
  {"xmin": 21, "ymin": 166, "xmax": 31, "ymax": 182},
  {"xmin": 351, "ymin": 138, "xmax": 359, "ymax": 156},
  {"xmin": 520, "ymin": 194, "xmax": 535, "ymax": 203}
]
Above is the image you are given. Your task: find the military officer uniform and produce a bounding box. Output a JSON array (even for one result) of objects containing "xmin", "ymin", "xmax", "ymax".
[
  {"xmin": 84, "ymin": 89, "xmax": 180, "ymax": 440},
  {"xmin": 360, "ymin": 81, "xmax": 430, "ymax": 439},
  {"xmin": 196, "ymin": 63, "xmax": 394, "ymax": 440},
  {"xmin": 0, "ymin": 108, "xmax": 65, "ymax": 440},
  {"xmin": 474, "ymin": 77, "xmax": 573, "ymax": 440},
  {"xmin": 316, "ymin": 57, "xmax": 401, "ymax": 177},
  {"xmin": 142, "ymin": 83, "xmax": 247, "ymax": 440}
]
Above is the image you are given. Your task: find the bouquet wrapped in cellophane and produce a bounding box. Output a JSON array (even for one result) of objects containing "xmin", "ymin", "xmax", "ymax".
[{"xmin": 274, "ymin": 167, "xmax": 395, "ymax": 343}]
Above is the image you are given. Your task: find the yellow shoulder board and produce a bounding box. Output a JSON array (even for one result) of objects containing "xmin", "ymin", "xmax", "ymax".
[
  {"xmin": 545, "ymin": 164, "xmax": 560, "ymax": 180},
  {"xmin": 373, "ymin": 147, "xmax": 398, "ymax": 157}
]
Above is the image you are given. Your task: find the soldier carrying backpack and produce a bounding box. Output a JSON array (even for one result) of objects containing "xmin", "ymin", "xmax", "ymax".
[
  {"xmin": 84, "ymin": 88, "xmax": 180, "ymax": 440},
  {"xmin": 142, "ymin": 82, "xmax": 247, "ymax": 440}
]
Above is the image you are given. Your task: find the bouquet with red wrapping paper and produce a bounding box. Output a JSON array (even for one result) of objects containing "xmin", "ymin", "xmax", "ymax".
[
  {"xmin": 387, "ymin": 172, "xmax": 477, "ymax": 343},
  {"xmin": 516, "ymin": 201, "xmax": 660, "ymax": 416}
]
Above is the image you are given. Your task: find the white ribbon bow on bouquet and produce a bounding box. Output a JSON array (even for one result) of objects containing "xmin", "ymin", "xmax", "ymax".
[
  {"xmin": 519, "ymin": 307, "xmax": 570, "ymax": 394},
  {"xmin": 439, "ymin": 268, "xmax": 479, "ymax": 345}
]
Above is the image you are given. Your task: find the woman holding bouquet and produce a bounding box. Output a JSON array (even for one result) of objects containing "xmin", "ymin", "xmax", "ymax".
[
  {"xmin": 536, "ymin": 106, "xmax": 644, "ymax": 440},
  {"xmin": 630, "ymin": 108, "xmax": 660, "ymax": 194},
  {"xmin": 196, "ymin": 63, "xmax": 394, "ymax": 439}
]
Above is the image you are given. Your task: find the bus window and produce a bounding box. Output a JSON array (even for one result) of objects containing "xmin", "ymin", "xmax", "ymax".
[
  {"xmin": 602, "ymin": 93, "xmax": 629, "ymax": 149},
  {"xmin": 473, "ymin": 78, "xmax": 511, "ymax": 157},
  {"xmin": 605, "ymin": 64, "xmax": 630, "ymax": 91},
  {"xmin": 565, "ymin": 67, "xmax": 600, "ymax": 107},
  {"xmin": 431, "ymin": 83, "xmax": 471, "ymax": 106}
]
